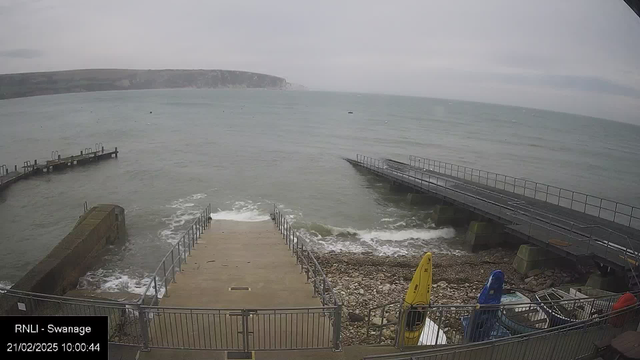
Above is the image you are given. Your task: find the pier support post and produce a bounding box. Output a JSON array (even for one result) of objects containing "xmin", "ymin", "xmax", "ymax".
[
  {"xmin": 388, "ymin": 181, "xmax": 414, "ymax": 193},
  {"xmin": 430, "ymin": 205, "xmax": 470, "ymax": 227},
  {"xmin": 406, "ymin": 193, "xmax": 440, "ymax": 206},
  {"xmin": 585, "ymin": 272, "xmax": 626, "ymax": 293},
  {"xmin": 465, "ymin": 221, "xmax": 504, "ymax": 252},
  {"xmin": 512, "ymin": 244, "xmax": 559, "ymax": 275},
  {"xmin": 115, "ymin": 147, "xmax": 118, "ymax": 158}
]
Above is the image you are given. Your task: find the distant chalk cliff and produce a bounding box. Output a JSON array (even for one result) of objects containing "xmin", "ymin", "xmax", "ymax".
[{"xmin": 0, "ymin": 69, "xmax": 299, "ymax": 100}]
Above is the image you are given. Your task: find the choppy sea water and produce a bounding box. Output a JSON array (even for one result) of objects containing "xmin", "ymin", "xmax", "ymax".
[{"xmin": 1, "ymin": 89, "xmax": 639, "ymax": 294}]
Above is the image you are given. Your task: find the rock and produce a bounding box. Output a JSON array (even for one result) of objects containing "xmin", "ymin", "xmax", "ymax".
[
  {"xmin": 348, "ymin": 312, "xmax": 365, "ymax": 322},
  {"xmin": 543, "ymin": 280, "xmax": 554, "ymax": 289},
  {"xmin": 436, "ymin": 281, "xmax": 447, "ymax": 287},
  {"xmin": 402, "ymin": 273, "xmax": 413, "ymax": 281},
  {"xmin": 386, "ymin": 313, "xmax": 398, "ymax": 324},
  {"xmin": 371, "ymin": 317, "xmax": 383, "ymax": 326},
  {"xmin": 381, "ymin": 284, "xmax": 392, "ymax": 292},
  {"xmin": 524, "ymin": 276, "xmax": 535, "ymax": 283},
  {"xmin": 382, "ymin": 329, "xmax": 394, "ymax": 340},
  {"xmin": 527, "ymin": 269, "xmax": 543, "ymax": 277},
  {"xmin": 544, "ymin": 270, "xmax": 554, "ymax": 276},
  {"xmin": 357, "ymin": 289, "xmax": 365, "ymax": 295}
]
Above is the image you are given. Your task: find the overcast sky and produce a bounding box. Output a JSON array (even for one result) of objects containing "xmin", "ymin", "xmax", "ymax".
[{"xmin": 1, "ymin": 0, "xmax": 639, "ymax": 124}]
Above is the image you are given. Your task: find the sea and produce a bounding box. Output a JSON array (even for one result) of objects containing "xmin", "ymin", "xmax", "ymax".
[{"xmin": 1, "ymin": 89, "xmax": 639, "ymax": 295}]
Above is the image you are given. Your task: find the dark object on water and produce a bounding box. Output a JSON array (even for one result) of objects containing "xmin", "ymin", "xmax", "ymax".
[
  {"xmin": 269, "ymin": 213, "xmax": 275, "ymax": 220},
  {"xmin": 149, "ymin": 111, "xmax": 152, "ymax": 114},
  {"xmin": 348, "ymin": 111, "xmax": 353, "ymax": 114}
]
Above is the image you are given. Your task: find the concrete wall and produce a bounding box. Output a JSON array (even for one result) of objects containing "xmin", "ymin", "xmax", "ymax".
[{"xmin": 10, "ymin": 204, "xmax": 126, "ymax": 296}]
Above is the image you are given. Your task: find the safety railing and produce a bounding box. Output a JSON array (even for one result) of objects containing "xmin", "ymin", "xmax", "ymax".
[
  {"xmin": 364, "ymin": 302, "xmax": 640, "ymax": 360},
  {"xmin": 366, "ymin": 290, "xmax": 633, "ymax": 349},
  {"xmin": 142, "ymin": 305, "xmax": 337, "ymax": 351},
  {"xmin": 1, "ymin": 286, "xmax": 338, "ymax": 352},
  {"xmin": 139, "ymin": 204, "xmax": 212, "ymax": 305},
  {"xmin": 0, "ymin": 287, "xmax": 144, "ymax": 345},
  {"xmin": 408, "ymin": 155, "xmax": 640, "ymax": 230},
  {"xmin": 355, "ymin": 155, "xmax": 639, "ymax": 271},
  {"xmin": 273, "ymin": 205, "xmax": 340, "ymax": 308},
  {"xmin": 272, "ymin": 205, "xmax": 342, "ymax": 350}
]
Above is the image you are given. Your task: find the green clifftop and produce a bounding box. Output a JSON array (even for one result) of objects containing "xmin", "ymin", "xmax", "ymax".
[{"xmin": 0, "ymin": 69, "xmax": 291, "ymax": 100}]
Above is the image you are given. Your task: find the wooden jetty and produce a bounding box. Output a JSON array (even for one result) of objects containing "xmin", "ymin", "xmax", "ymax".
[{"xmin": 0, "ymin": 145, "xmax": 118, "ymax": 193}]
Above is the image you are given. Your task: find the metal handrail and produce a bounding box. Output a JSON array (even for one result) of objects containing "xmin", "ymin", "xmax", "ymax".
[
  {"xmin": 272, "ymin": 205, "xmax": 342, "ymax": 350},
  {"xmin": 139, "ymin": 203, "xmax": 212, "ymax": 304},
  {"xmin": 408, "ymin": 155, "xmax": 640, "ymax": 229},
  {"xmin": 398, "ymin": 155, "xmax": 640, "ymax": 285},
  {"xmin": 272, "ymin": 205, "xmax": 340, "ymax": 307},
  {"xmin": 364, "ymin": 302, "xmax": 640, "ymax": 359},
  {"xmin": 355, "ymin": 155, "xmax": 638, "ymax": 268}
]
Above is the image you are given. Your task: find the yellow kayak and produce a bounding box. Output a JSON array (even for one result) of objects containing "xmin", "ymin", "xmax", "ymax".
[{"xmin": 402, "ymin": 252, "xmax": 432, "ymax": 346}]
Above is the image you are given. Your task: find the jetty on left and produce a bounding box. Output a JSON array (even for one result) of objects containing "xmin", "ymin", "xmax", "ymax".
[{"xmin": 0, "ymin": 144, "xmax": 118, "ymax": 193}]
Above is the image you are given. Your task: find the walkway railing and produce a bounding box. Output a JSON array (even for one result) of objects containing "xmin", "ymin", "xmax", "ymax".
[
  {"xmin": 273, "ymin": 205, "xmax": 340, "ymax": 307},
  {"xmin": 139, "ymin": 204, "xmax": 212, "ymax": 305},
  {"xmin": 407, "ymin": 155, "xmax": 640, "ymax": 230},
  {"xmin": 355, "ymin": 155, "xmax": 639, "ymax": 271},
  {"xmin": 272, "ymin": 205, "xmax": 342, "ymax": 350},
  {"xmin": 364, "ymin": 303, "xmax": 640, "ymax": 360},
  {"xmin": 366, "ymin": 290, "xmax": 635, "ymax": 348}
]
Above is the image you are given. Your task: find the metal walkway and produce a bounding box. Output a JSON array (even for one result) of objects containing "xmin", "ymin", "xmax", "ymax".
[{"xmin": 347, "ymin": 155, "xmax": 640, "ymax": 273}]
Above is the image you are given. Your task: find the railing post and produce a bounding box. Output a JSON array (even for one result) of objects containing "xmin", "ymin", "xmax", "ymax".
[
  {"xmin": 171, "ymin": 250, "xmax": 176, "ymax": 283},
  {"xmin": 177, "ymin": 242, "xmax": 182, "ymax": 271},
  {"xmin": 333, "ymin": 304, "xmax": 342, "ymax": 351},
  {"xmin": 153, "ymin": 276, "xmax": 159, "ymax": 302},
  {"xmin": 187, "ymin": 231, "xmax": 191, "ymax": 255},
  {"xmin": 138, "ymin": 304, "xmax": 150, "ymax": 351},
  {"xmin": 163, "ymin": 261, "xmax": 169, "ymax": 296}
]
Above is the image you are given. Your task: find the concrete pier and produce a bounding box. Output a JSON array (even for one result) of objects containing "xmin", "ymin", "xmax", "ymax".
[
  {"xmin": 465, "ymin": 221, "xmax": 504, "ymax": 252},
  {"xmin": 406, "ymin": 193, "xmax": 439, "ymax": 206},
  {"xmin": 430, "ymin": 205, "xmax": 470, "ymax": 227},
  {"xmin": 512, "ymin": 244, "xmax": 560, "ymax": 275}
]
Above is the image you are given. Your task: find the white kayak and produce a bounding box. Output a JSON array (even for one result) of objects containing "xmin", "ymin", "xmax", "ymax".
[{"xmin": 417, "ymin": 317, "xmax": 447, "ymax": 345}]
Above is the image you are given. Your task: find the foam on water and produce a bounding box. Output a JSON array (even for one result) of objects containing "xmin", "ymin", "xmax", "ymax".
[
  {"xmin": 0, "ymin": 281, "xmax": 13, "ymax": 289},
  {"xmin": 211, "ymin": 201, "xmax": 271, "ymax": 222},
  {"xmin": 79, "ymin": 270, "xmax": 165, "ymax": 297},
  {"xmin": 159, "ymin": 193, "xmax": 208, "ymax": 244},
  {"xmin": 296, "ymin": 220, "xmax": 463, "ymax": 256}
]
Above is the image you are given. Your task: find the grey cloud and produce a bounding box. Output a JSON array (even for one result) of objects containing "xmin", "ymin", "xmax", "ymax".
[{"xmin": 0, "ymin": 49, "xmax": 43, "ymax": 59}]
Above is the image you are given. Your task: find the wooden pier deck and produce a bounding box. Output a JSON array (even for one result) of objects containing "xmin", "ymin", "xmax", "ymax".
[{"xmin": 0, "ymin": 146, "xmax": 118, "ymax": 193}]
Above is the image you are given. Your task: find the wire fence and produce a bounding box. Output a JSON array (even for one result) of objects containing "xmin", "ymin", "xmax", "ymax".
[
  {"xmin": 364, "ymin": 303, "xmax": 640, "ymax": 360},
  {"xmin": 407, "ymin": 155, "xmax": 640, "ymax": 230}
]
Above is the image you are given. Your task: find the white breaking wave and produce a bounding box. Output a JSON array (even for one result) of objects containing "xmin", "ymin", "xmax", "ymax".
[
  {"xmin": 210, "ymin": 201, "xmax": 270, "ymax": 222},
  {"xmin": 359, "ymin": 228, "xmax": 456, "ymax": 242},
  {"xmin": 300, "ymin": 223, "xmax": 462, "ymax": 256},
  {"xmin": 159, "ymin": 193, "xmax": 208, "ymax": 244},
  {"xmin": 0, "ymin": 281, "xmax": 13, "ymax": 289},
  {"xmin": 79, "ymin": 270, "xmax": 165, "ymax": 297}
]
